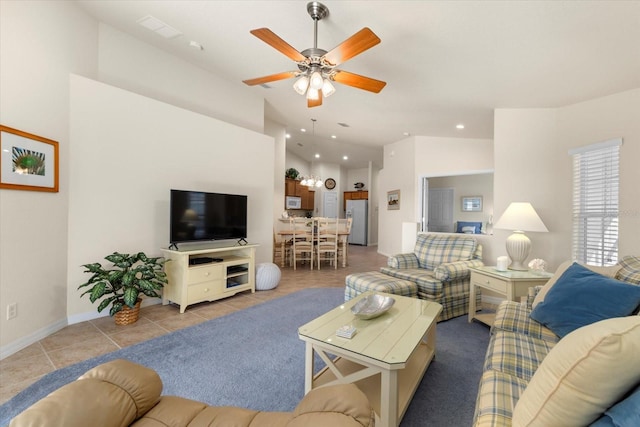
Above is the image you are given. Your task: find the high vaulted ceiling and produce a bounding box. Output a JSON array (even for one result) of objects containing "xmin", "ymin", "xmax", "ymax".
[{"xmin": 75, "ymin": 1, "xmax": 640, "ymax": 169}]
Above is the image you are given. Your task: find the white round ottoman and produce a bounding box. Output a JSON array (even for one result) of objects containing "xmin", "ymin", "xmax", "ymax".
[{"xmin": 255, "ymin": 262, "xmax": 281, "ymax": 290}]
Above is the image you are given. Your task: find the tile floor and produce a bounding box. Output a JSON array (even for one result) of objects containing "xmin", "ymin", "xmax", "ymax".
[{"xmin": 0, "ymin": 245, "xmax": 388, "ymax": 405}]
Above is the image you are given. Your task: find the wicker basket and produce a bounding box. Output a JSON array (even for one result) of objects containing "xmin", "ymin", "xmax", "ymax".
[{"xmin": 114, "ymin": 299, "xmax": 141, "ymax": 325}]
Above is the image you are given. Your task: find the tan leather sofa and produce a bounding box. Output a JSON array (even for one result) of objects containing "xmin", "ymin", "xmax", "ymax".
[{"xmin": 10, "ymin": 359, "xmax": 374, "ymax": 427}]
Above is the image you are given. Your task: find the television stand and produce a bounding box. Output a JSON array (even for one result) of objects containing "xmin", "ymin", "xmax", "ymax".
[
  {"xmin": 161, "ymin": 244, "xmax": 258, "ymax": 313},
  {"xmin": 237, "ymin": 237, "xmax": 248, "ymax": 245}
]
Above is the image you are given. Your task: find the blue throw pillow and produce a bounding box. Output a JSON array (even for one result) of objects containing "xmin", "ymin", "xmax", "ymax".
[
  {"xmin": 530, "ymin": 263, "xmax": 640, "ymax": 338},
  {"xmin": 456, "ymin": 221, "xmax": 482, "ymax": 234},
  {"xmin": 589, "ymin": 383, "xmax": 640, "ymax": 427}
]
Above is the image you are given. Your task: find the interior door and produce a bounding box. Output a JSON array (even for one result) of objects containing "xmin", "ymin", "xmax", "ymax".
[
  {"xmin": 323, "ymin": 192, "xmax": 338, "ymax": 218},
  {"xmin": 427, "ymin": 188, "xmax": 454, "ymax": 232}
]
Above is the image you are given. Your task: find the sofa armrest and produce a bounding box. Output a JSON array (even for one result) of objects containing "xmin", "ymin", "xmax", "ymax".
[
  {"xmin": 434, "ymin": 259, "xmax": 484, "ymax": 281},
  {"xmin": 387, "ymin": 253, "xmax": 420, "ymax": 269},
  {"xmin": 525, "ymin": 286, "xmax": 544, "ymax": 310},
  {"xmin": 289, "ymin": 384, "xmax": 374, "ymax": 427},
  {"xmin": 10, "ymin": 359, "xmax": 162, "ymax": 427}
]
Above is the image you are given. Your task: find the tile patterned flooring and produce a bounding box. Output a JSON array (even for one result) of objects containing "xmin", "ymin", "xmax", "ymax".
[{"xmin": 0, "ymin": 245, "xmax": 388, "ymax": 405}]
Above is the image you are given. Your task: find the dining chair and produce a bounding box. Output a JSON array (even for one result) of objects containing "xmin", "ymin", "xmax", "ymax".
[
  {"xmin": 316, "ymin": 217, "xmax": 339, "ymax": 269},
  {"xmin": 273, "ymin": 229, "xmax": 292, "ymax": 267},
  {"xmin": 292, "ymin": 218, "xmax": 314, "ymax": 270}
]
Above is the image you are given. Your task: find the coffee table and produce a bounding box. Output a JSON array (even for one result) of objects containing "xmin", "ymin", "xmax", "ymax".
[{"xmin": 298, "ymin": 291, "xmax": 443, "ymax": 427}]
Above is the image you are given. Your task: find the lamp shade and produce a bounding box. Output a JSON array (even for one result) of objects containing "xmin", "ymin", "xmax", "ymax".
[
  {"xmin": 494, "ymin": 202, "xmax": 548, "ymax": 232},
  {"xmin": 494, "ymin": 202, "xmax": 548, "ymax": 270}
]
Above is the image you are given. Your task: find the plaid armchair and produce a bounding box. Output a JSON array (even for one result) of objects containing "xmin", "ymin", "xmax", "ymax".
[{"xmin": 380, "ymin": 233, "xmax": 483, "ymax": 321}]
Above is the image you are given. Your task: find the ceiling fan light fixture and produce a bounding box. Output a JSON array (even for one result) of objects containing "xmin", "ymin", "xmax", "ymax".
[
  {"xmin": 321, "ymin": 79, "xmax": 336, "ymax": 97},
  {"xmin": 293, "ymin": 76, "xmax": 310, "ymax": 95},
  {"xmin": 309, "ymin": 71, "xmax": 324, "ymax": 90},
  {"xmin": 307, "ymin": 88, "xmax": 320, "ymax": 100}
]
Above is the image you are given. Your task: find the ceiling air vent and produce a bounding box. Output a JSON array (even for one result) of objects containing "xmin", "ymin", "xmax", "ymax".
[
  {"xmin": 137, "ymin": 15, "xmax": 182, "ymax": 39},
  {"xmin": 337, "ymin": 123, "xmax": 350, "ymax": 127}
]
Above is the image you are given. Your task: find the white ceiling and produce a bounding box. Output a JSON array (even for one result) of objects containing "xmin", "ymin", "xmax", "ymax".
[{"xmin": 75, "ymin": 1, "xmax": 640, "ymax": 169}]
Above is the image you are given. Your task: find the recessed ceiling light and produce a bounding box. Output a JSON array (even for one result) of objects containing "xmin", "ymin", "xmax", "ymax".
[
  {"xmin": 343, "ymin": 155, "xmax": 348, "ymax": 160},
  {"xmin": 331, "ymin": 135, "xmax": 337, "ymax": 139},
  {"xmin": 301, "ymin": 128, "xmax": 306, "ymax": 133},
  {"xmin": 315, "ymin": 153, "xmax": 320, "ymax": 158},
  {"xmin": 403, "ymin": 132, "xmax": 410, "ymax": 136},
  {"xmin": 285, "ymin": 133, "xmax": 291, "ymax": 139},
  {"xmin": 456, "ymin": 124, "xmax": 465, "ymax": 129}
]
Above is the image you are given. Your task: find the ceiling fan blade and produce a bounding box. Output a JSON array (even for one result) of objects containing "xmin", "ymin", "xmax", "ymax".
[
  {"xmin": 307, "ymin": 91, "xmax": 323, "ymax": 108},
  {"xmin": 322, "ymin": 28, "xmax": 381, "ymax": 67},
  {"xmin": 332, "ymin": 70, "xmax": 386, "ymax": 93},
  {"xmin": 242, "ymin": 71, "xmax": 297, "ymax": 86},
  {"xmin": 250, "ymin": 28, "xmax": 306, "ymax": 62}
]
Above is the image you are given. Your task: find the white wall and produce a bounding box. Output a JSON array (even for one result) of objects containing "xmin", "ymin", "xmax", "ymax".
[
  {"xmin": 97, "ymin": 24, "xmax": 264, "ymax": 134},
  {"xmin": 265, "ymin": 118, "xmax": 287, "ymax": 230},
  {"xmin": 494, "ymin": 89, "xmax": 640, "ymax": 271},
  {"xmin": 0, "ymin": 0, "xmax": 98, "ymax": 354},
  {"xmin": 378, "ymin": 137, "xmax": 494, "ymax": 257},
  {"xmin": 67, "ymin": 75, "xmax": 275, "ymax": 320},
  {"xmin": 0, "ymin": 1, "xmax": 271, "ymax": 357}
]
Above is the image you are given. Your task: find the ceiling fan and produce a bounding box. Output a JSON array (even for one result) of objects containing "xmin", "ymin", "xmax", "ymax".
[{"xmin": 242, "ymin": 1, "xmax": 386, "ymax": 108}]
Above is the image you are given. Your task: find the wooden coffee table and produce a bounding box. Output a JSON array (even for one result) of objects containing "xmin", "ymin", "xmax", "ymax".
[{"xmin": 298, "ymin": 291, "xmax": 443, "ymax": 427}]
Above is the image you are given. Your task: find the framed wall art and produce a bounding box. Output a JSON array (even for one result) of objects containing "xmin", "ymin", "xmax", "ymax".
[
  {"xmin": 387, "ymin": 189, "xmax": 400, "ymax": 210},
  {"xmin": 461, "ymin": 196, "xmax": 482, "ymax": 212},
  {"xmin": 0, "ymin": 125, "xmax": 59, "ymax": 192}
]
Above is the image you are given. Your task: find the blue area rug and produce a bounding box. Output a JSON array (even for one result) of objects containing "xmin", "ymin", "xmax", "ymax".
[{"xmin": 0, "ymin": 288, "xmax": 490, "ymax": 426}]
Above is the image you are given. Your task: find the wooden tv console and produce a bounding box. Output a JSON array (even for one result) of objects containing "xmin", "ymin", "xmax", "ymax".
[{"xmin": 161, "ymin": 243, "xmax": 258, "ymax": 313}]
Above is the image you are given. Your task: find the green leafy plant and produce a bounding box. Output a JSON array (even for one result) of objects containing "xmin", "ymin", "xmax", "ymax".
[
  {"xmin": 78, "ymin": 252, "xmax": 168, "ymax": 316},
  {"xmin": 285, "ymin": 168, "xmax": 300, "ymax": 180}
]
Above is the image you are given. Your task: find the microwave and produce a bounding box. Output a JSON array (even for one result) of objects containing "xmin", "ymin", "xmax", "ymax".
[{"xmin": 286, "ymin": 196, "xmax": 301, "ymax": 209}]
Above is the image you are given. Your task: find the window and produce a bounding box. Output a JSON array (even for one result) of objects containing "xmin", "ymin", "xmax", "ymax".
[{"xmin": 569, "ymin": 138, "xmax": 621, "ymax": 266}]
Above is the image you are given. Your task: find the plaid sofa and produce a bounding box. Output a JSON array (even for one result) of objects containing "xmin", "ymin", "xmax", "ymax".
[
  {"xmin": 380, "ymin": 233, "xmax": 484, "ymax": 321},
  {"xmin": 473, "ymin": 256, "xmax": 640, "ymax": 427}
]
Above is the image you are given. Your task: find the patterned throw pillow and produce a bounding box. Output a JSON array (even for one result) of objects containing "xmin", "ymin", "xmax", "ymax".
[{"xmin": 616, "ymin": 255, "xmax": 640, "ymax": 285}]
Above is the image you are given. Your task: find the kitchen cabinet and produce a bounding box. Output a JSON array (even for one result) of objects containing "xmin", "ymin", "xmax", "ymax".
[
  {"xmin": 343, "ymin": 191, "xmax": 368, "ymax": 210},
  {"xmin": 285, "ymin": 178, "xmax": 315, "ymax": 210}
]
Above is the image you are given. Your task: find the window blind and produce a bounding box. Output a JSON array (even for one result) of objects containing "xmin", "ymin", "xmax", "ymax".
[{"xmin": 570, "ymin": 138, "xmax": 621, "ymax": 266}]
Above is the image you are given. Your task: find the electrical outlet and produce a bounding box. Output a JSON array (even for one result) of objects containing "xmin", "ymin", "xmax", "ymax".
[{"xmin": 7, "ymin": 303, "xmax": 17, "ymax": 320}]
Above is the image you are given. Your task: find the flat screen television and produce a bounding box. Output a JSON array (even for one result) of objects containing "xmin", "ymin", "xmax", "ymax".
[{"xmin": 170, "ymin": 189, "xmax": 247, "ymax": 245}]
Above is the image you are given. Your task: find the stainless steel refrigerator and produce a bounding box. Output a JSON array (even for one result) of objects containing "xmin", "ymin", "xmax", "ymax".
[{"xmin": 346, "ymin": 199, "xmax": 368, "ymax": 245}]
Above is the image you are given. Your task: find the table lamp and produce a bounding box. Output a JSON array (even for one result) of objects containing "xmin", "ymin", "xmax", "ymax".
[{"xmin": 493, "ymin": 202, "xmax": 548, "ymax": 270}]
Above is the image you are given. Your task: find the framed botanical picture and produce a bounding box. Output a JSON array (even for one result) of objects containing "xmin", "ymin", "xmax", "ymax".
[
  {"xmin": 461, "ymin": 196, "xmax": 482, "ymax": 212},
  {"xmin": 0, "ymin": 125, "xmax": 59, "ymax": 192},
  {"xmin": 387, "ymin": 189, "xmax": 400, "ymax": 210}
]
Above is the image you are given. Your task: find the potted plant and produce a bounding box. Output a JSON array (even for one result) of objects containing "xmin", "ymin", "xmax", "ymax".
[
  {"xmin": 78, "ymin": 252, "xmax": 168, "ymax": 325},
  {"xmin": 285, "ymin": 168, "xmax": 300, "ymax": 180}
]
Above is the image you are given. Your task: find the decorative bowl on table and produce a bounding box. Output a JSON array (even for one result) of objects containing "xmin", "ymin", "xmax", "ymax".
[{"xmin": 351, "ymin": 294, "xmax": 395, "ymax": 320}]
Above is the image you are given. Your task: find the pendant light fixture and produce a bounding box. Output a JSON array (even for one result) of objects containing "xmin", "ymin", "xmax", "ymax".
[{"xmin": 300, "ymin": 119, "xmax": 323, "ymax": 188}]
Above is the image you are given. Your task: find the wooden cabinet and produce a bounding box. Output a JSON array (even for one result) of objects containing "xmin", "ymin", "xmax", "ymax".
[
  {"xmin": 285, "ymin": 178, "xmax": 297, "ymax": 197},
  {"xmin": 161, "ymin": 244, "xmax": 257, "ymax": 313},
  {"xmin": 343, "ymin": 191, "xmax": 368, "ymax": 210},
  {"xmin": 285, "ymin": 178, "xmax": 315, "ymax": 210}
]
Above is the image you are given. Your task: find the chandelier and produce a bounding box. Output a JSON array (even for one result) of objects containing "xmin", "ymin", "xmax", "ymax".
[{"xmin": 300, "ymin": 175, "xmax": 323, "ymax": 188}]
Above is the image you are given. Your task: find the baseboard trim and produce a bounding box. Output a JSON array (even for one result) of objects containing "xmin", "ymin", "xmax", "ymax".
[
  {"xmin": 1, "ymin": 298, "xmax": 162, "ymax": 360},
  {"xmin": 0, "ymin": 318, "xmax": 68, "ymax": 360}
]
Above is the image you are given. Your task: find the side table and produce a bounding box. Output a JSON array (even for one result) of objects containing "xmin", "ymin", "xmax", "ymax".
[{"xmin": 468, "ymin": 266, "xmax": 553, "ymax": 325}]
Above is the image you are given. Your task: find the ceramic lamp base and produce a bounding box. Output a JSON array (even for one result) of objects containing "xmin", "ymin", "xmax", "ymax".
[{"xmin": 505, "ymin": 231, "xmax": 531, "ymax": 271}]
